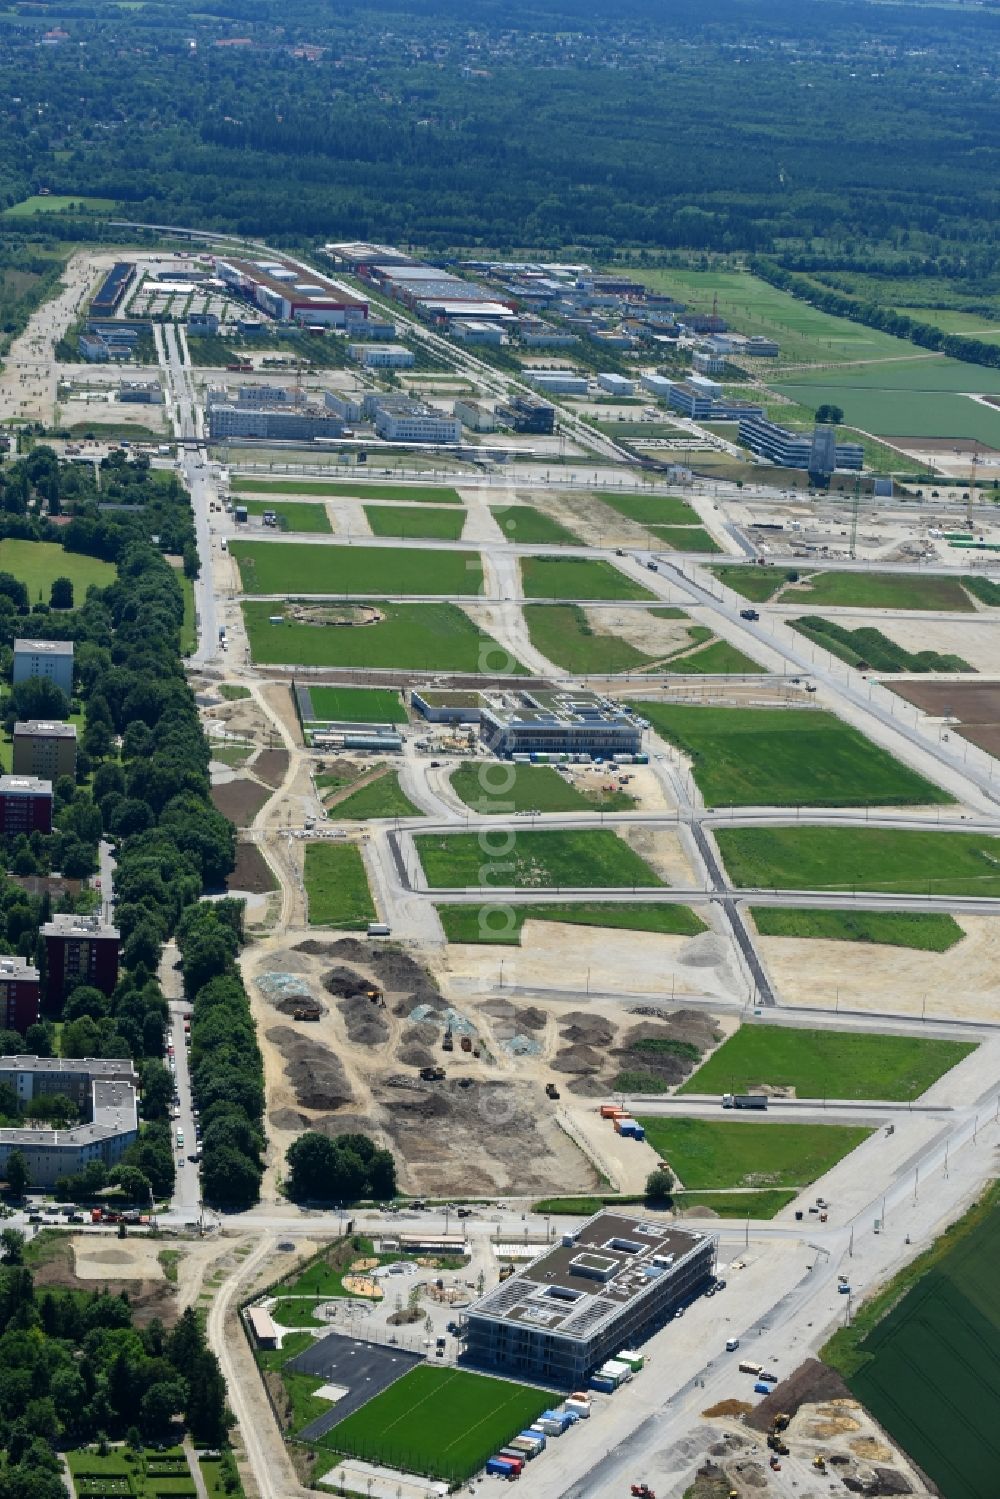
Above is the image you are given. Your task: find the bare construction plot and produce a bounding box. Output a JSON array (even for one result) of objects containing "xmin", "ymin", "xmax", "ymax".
[{"xmin": 890, "ymin": 677, "xmax": 1000, "ymax": 759}]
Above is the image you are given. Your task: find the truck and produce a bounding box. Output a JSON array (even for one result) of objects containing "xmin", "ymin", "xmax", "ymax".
[
  {"xmin": 234, "ymin": 505, "xmax": 248, "ymax": 524},
  {"xmin": 545, "ymin": 1082, "xmax": 561, "ymax": 1100},
  {"xmin": 738, "ymin": 1361, "xmax": 762, "ymax": 1376},
  {"xmin": 367, "ymin": 922, "xmax": 391, "ymax": 937},
  {"xmin": 722, "ymin": 1094, "xmax": 767, "ymax": 1110},
  {"xmin": 739, "ymin": 608, "xmax": 760, "ymax": 621}
]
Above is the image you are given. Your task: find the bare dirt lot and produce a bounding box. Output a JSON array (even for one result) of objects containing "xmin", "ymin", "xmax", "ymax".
[
  {"xmin": 72, "ymin": 1235, "xmax": 166, "ymax": 1281},
  {"xmin": 891, "ymin": 676, "xmax": 1000, "ymax": 758},
  {"xmin": 759, "ymin": 914, "xmax": 1000, "ymax": 1022},
  {"xmin": 211, "ymin": 778, "xmax": 273, "ymax": 825},
  {"xmin": 227, "ymin": 840, "xmax": 278, "ymax": 895}
]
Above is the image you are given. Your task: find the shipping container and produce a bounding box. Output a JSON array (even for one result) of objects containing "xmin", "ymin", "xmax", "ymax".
[
  {"xmin": 565, "ymin": 1402, "xmax": 590, "ymax": 1418},
  {"xmin": 486, "ymin": 1458, "xmax": 518, "ymax": 1478},
  {"xmin": 600, "ymin": 1103, "xmax": 624, "ymax": 1119},
  {"xmin": 519, "ymin": 1430, "xmax": 546, "ymax": 1448},
  {"xmin": 497, "ymin": 1451, "xmax": 525, "ymax": 1470},
  {"xmin": 613, "ymin": 1115, "xmax": 636, "ymax": 1134},
  {"xmin": 589, "ymin": 1376, "xmax": 616, "ymax": 1393},
  {"xmin": 739, "ymin": 1361, "xmax": 762, "ymax": 1375},
  {"xmin": 617, "ymin": 1350, "xmax": 645, "ymax": 1371}
]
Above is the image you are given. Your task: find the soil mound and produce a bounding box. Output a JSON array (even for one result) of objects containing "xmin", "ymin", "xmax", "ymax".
[
  {"xmin": 398, "ymin": 1045, "xmax": 435, "ymax": 1068},
  {"xmin": 265, "ymin": 1026, "xmax": 353, "ymax": 1111},
  {"xmin": 744, "ymin": 1359, "xmax": 853, "ymax": 1432},
  {"xmin": 337, "ymin": 992, "xmax": 389, "ymax": 1046}
]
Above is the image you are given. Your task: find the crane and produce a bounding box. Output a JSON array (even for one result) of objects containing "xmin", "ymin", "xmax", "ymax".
[{"xmin": 849, "ymin": 473, "xmax": 861, "ymax": 560}]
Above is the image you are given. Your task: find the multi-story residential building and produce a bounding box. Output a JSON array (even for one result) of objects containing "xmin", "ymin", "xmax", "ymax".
[
  {"xmin": 0, "ymin": 776, "xmax": 52, "ymax": 836},
  {"xmin": 13, "ymin": 639, "xmax": 74, "ymax": 698},
  {"xmin": 0, "ymin": 958, "xmax": 40, "ymax": 1033},
  {"xmin": 12, "ymin": 721, "xmax": 77, "ymax": 781},
  {"xmin": 41, "ymin": 915, "xmax": 121, "ymax": 1003},
  {"xmin": 0, "ymin": 1056, "xmax": 139, "ymax": 1188},
  {"xmin": 463, "ymin": 1211, "xmax": 716, "ymax": 1387}
]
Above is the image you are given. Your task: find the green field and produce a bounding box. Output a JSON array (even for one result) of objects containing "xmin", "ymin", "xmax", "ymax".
[
  {"xmin": 364, "ymin": 505, "xmax": 467, "ymax": 540},
  {"xmin": 305, "ymin": 685, "xmax": 407, "ymax": 724},
  {"xmin": 448, "ymin": 762, "xmax": 634, "ymax": 815},
  {"xmin": 437, "ymin": 900, "xmax": 706, "ymax": 944},
  {"xmin": 791, "ymin": 616, "xmax": 973, "ymax": 673},
  {"xmin": 716, "ymin": 825, "xmax": 1000, "ymax": 894},
  {"xmin": 635, "ymin": 702, "xmax": 951, "ymax": 808},
  {"xmin": 414, "ymin": 828, "xmax": 663, "ymax": 889},
  {"xmin": 0, "ymin": 538, "xmax": 115, "ymax": 600},
  {"xmin": 598, "ymin": 492, "xmax": 701, "ymax": 526},
  {"xmin": 787, "ymin": 571, "xmax": 976, "ymax": 612},
  {"xmin": 520, "ymin": 556, "xmax": 655, "ymax": 600},
  {"xmin": 711, "ymin": 565, "xmax": 795, "ymax": 602},
  {"xmin": 679, "ymin": 1024, "xmax": 973, "ymax": 1102},
  {"xmin": 319, "ymin": 1365, "xmax": 551, "ymax": 1483},
  {"xmin": 630, "ymin": 267, "xmax": 917, "ymax": 366},
  {"xmin": 530, "ymin": 1189, "xmax": 795, "ymax": 1218},
  {"xmin": 524, "ymin": 603, "xmax": 655, "ymax": 672},
  {"xmin": 636, "ymin": 1116, "xmax": 871, "ymax": 1189},
  {"xmin": 776, "ymin": 356, "xmax": 1000, "ymax": 443},
  {"xmin": 652, "ymin": 525, "xmax": 722, "ymax": 553},
  {"xmin": 666, "ymin": 639, "xmax": 764, "ymax": 674},
  {"xmin": 67, "ymin": 1445, "xmax": 194, "ymax": 1499},
  {"xmin": 242, "ymin": 601, "xmax": 523, "ymax": 673},
  {"xmin": 233, "ymin": 478, "xmax": 462, "ymax": 503},
  {"xmin": 219, "ymin": 684, "xmax": 251, "ymax": 701},
  {"xmin": 490, "ymin": 505, "xmax": 581, "ymax": 545},
  {"xmin": 242, "ymin": 498, "xmax": 332, "ymax": 533},
  {"xmin": 827, "ymin": 1187, "xmax": 1000, "ymax": 1499},
  {"xmin": 6, "ymin": 194, "xmax": 117, "ymax": 216},
  {"xmin": 304, "ymin": 842, "xmax": 376, "ymax": 927},
  {"xmin": 750, "ymin": 907, "xmax": 965, "ymax": 952},
  {"xmin": 329, "ymin": 772, "xmax": 421, "ymax": 820},
  {"xmin": 231, "ymin": 542, "xmax": 482, "ymax": 596}
]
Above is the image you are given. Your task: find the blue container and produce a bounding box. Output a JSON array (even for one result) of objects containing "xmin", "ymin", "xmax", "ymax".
[
  {"xmin": 486, "ymin": 1458, "xmax": 516, "ymax": 1476},
  {"xmin": 632, "ymin": 1125, "xmax": 645, "ymax": 1141},
  {"xmin": 589, "ymin": 1376, "xmax": 615, "ymax": 1393},
  {"xmin": 754, "ymin": 1382, "xmax": 772, "ymax": 1395}
]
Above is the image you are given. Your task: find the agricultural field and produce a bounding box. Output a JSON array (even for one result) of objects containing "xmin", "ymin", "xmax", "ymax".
[
  {"xmin": 524, "ymin": 604, "xmax": 654, "ymax": 673},
  {"xmin": 448, "ymin": 762, "xmax": 635, "ymax": 815},
  {"xmin": 629, "ymin": 267, "xmax": 917, "ymax": 366},
  {"xmin": 786, "ymin": 571, "xmax": 976, "ymax": 612},
  {"xmin": 635, "ymin": 1116, "xmax": 871, "ymax": 1189},
  {"xmin": 241, "ymin": 498, "xmax": 332, "ymax": 533},
  {"xmin": 0, "ymin": 538, "xmax": 115, "ymax": 599},
  {"xmin": 303, "ymin": 685, "xmax": 407, "ymax": 724},
  {"xmin": 304, "ymin": 842, "xmax": 376, "ymax": 927},
  {"xmin": 716, "ymin": 825, "xmax": 1000, "ymax": 895},
  {"xmin": 233, "ymin": 478, "xmax": 462, "ymax": 503},
  {"xmin": 5, "ymin": 194, "xmax": 117, "ymax": 216},
  {"xmin": 679, "ymin": 1024, "xmax": 974, "ymax": 1101},
  {"xmin": 413, "ymin": 828, "xmax": 663, "ymax": 889},
  {"xmin": 825, "ymin": 1187, "xmax": 1000, "ymax": 1499},
  {"xmin": 231, "ymin": 541, "xmax": 483, "ymax": 596},
  {"xmin": 318, "ymin": 1365, "xmax": 551, "ymax": 1483},
  {"xmin": 635, "ymin": 703, "xmax": 951, "ymax": 808},
  {"xmin": 598, "ymin": 492, "xmax": 702, "ymax": 526},
  {"xmin": 241, "ymin": 601, "xmax": 523, "ymax": 673},
  {"xmin": 437, "ymin": 901, "xmax": 706, "ymax": 944},
  {"xmin": 749, "ymin": 907, "xmax": 965, "ymax": 952},
  {"xmin": 364, "ymin": 505, "xmax": 467, "ymax": 540},
  {"xmin": 329, "ymin": 772, "xmax": 421, "ymax": 820},
  {"xmin": 490, "ymin": 505, "xmax": 581, "ymax": 545},
  {"xmin": 791, "ymin": 616, "xmax": 973, "ymax": 673},
  {"xmin": 776, "ymin": 355, "xmax": 1000, "ymax": 442},
  {"xmin": 519, "ymin": 556, "xmax": 655, "ymax": 600}
]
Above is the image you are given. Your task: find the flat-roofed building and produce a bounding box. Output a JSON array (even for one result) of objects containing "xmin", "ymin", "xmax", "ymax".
[
  {"xmin": 495, "ymin": 393, "xmax": 556, "ymax": 434},
  {"xmin": 463, "ymin": 1210, "xmax": 716, "ymax": 1387},
  {"xmin": 0, "ymin": 1056, "xmax": 138, "ymax": 1188},
  {"xmin": 246, "ymin": 1307, "xmax": 278, "ymax": 1348},
  {"xmin": 349, "ymin": 343, "xmax": 415, "ymax": 368},
  {"xmin": 453, "ymin": 400, "xmax": 496, "ymax": 433},
  {"xmin": 0, "ymin": 776, "xmax": 52, "ymax": 835},
  {"xmin": 479, "ymin": 690, "xmax": 641, "ymax": 759},
  {"xmin": 216, "ymin": 255, "xmax": 368, "ymax": 327},
  {"xmin": 13, "ymin": 720, "xmax": 77, "ymax": 780},
  {"xmin": 42, "ymin": 914, "xmax": 120, "ymax": 1003},
  {"xmin": 13, "ymin": 639, "xmax": 73, "ymax": 698},
  {"xmin": 738, "ymin": 414, "xmax": 863, "ymax": 474}
]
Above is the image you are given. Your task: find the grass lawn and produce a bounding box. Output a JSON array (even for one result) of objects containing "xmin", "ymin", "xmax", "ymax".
[
  {"xmin": 825, "ymin": 1184, "xmax": 1000, "ymax": 1499},
  {"xmin": 179, "ymin": 572, "xmax": 196, "ymax": 655},
  {"xmin": 665, "ymin": 639, "xmax": 764, "ymax": 674},
  {"xmin": 716, "ymin": 825, "xmax": 1000, "ymax": 894},
  {"xmin": 530, "ymin": 1189, "xmax": 795, "ymax": 1218},
  {"xmin": 437, "ymin": 901, "xmax": 706, "ymax": 944},
  {"xmin": 319, "ymin": 1365, "xmax": 551, "ymax": 1483},
  {"xmin": 787, "ymin": 571, "xmax": 976, "ymax": 612},
  {"xmin": 242, "ymin": 601, "xmax": 524, "ymax": 673},
  {"xmin": 791, "ymin": 616, "xmax": 972, "ymax": 673},
  {"xmin": 525, "ymin": 603, "xmax": 655, "ymax": 672},
  {"xmin": 520, "ymin": 555, "xmax": 655, "ymax": 600},
  {"xmin": 414, "ymin": 828, "xmax": 663, "ymax": 889},
  {"xmin": 364, "ymin": 504, "xmax": 467, "ymax": 540},
  {"xmin": 305, "ymin": 685, "xmax": 407, "ymax": 724},
  {"xmin": 5, "ymin": 194, "xmax": 117, "ymax": 216},
  {"xmin": 233, "ymin": 478, "xmax": 462, "ymax": 503},
  {"xmin": 211, "ymin": 742, "xmax": 254, "ymax": 768},
  {"xmin": 636, "ymin": 1116, "xmax": 872, "ymax": 1189},
  {"xmin": 0, "ymin": 538, "xmax": 114, "ymax": 601},
  {"xmin": 219, "ymin": 684, "xmax": 251, "ymax": 700},
  {"xmin": 651, "ymin": 525, "xmax": 722, "ymax": 552},
  {"xmin": 679, "ymin": 1025, "xmax": 974, "ymax": 1102},
  {"xmin": 242, "ymin": 498, "xmax": 332, "ymax": 533},
  {"xmin": 598, "ymin": 492, "xmax": 701, "ymax": 526},
  {"xmin": 198, "ymin": 1454, "xmax": 245, "ymax": 1499},
  {"xmin": 711, "ymin": 565, "xmax": 796, "ymax": 602},
  {"xmin": 750, "ymin": 907, "xmax": 965, "ymax": 951},
  {"xmin": 448, "ymin": 761, "xmax": 635, "ymax": 815},
  {"xmin": 330, "ymin": 772, "xmax": 422, "ymax": 820},
  {"xmin": 231, "ymin": 541, "xmax": 482, "ymax": 596},
  {"xmin": 304, "ymin": 842, "xmax": 376, "ymax": 927},
  {"xmin": 635, "ymin": 702, "xmax": 951, "ymax": 808},
  {"xmin": 490, "ymin": 505, "xmax": 581, "ymax": 544},
  {"xmin": 269, "ymin": 1297, "xmax": 326, "ymax": 1327}
]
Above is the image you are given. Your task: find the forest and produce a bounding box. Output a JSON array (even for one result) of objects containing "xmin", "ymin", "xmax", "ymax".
[{"xmin": 0, "ymin": 0, "xmax": 998, "ymax": 258}]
